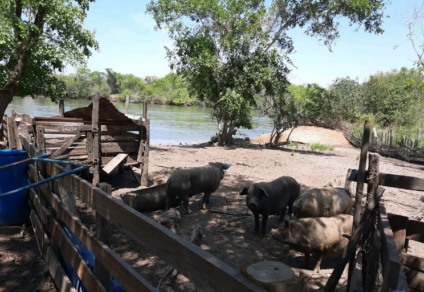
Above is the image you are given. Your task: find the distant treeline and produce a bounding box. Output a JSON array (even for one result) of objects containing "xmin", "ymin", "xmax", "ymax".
[
  {"xmin": 56, "ymin": 68, "xmax": 199, "ymax": 106},
  {"xmin": 57, "ymin": 67, "xmax": 424, "ymax": 147}
]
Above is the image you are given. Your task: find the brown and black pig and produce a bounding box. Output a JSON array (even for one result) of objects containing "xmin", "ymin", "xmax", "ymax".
[
  {"xmin": 292, "ymin": 187, "xmax": 353, "ymax": 218},
  {"xmin": 271, "ymin": 214, "xmax": 353, "ymax": 272},
  {"xmin": 239, "ymin": 176, "xmax": 300, "ymax": 236}
]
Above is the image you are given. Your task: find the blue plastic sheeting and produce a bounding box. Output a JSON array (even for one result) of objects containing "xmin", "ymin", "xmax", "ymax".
[{"xmin": 0, "ymin": 150, "xmax": 30, "ymax": 225}]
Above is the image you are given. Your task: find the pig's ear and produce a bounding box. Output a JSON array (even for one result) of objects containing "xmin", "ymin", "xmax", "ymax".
[
  {"xmin": 258, "ymin": 187, "xmax": 270, "ymax": 197},
  {"xmin": 239, "ymin": 187, "xmax": 248, "ymax": 196}
]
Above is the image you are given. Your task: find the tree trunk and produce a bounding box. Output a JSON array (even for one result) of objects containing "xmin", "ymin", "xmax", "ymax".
[
  {"xmin": 218, "ymin": 120, "xmax": 235, "ymax": 145},
  {"xmin": 286, "ymin": 127, "xmax": 296, "ymax": 142},
  {"xmin": 0, "ymin": 87, "xmax": 17, "ymax": 121}
]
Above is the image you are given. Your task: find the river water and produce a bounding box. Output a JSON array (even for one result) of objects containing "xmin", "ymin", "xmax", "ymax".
[{"xmin": 6, "ymin": 96, "xmax": 273, "ymax": 145}]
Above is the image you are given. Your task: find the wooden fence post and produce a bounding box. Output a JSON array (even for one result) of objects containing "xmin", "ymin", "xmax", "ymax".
[
  {"xmin": 92, "ymin": 94, "xmax": 101, "ymax": 186},
  {"xmin": 95, "ymin": 182, "xmax": 112, "ymax": 291},
  {"xmin": 363, "ymin": 153, "xmax": 381, "ymax": 291},
  {"xmin": 348, "ymin": 120, "xmax": 370, "ymax": 288},
  {"xmin": 59, "ymin": 99, "xmax": 65, "ymax": 118}
]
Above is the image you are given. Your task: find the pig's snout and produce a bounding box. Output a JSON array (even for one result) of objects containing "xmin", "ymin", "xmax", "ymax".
[{"xmin": 270, "ymin": 228, "xmax": 280, "ymax": 237}]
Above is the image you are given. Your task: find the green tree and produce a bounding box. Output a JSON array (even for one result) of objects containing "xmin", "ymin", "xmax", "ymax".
[
  {"xmin": 117, "ymin": 73, "xmax": 147, "ymax": 102},
  {"xmin": 0, "ymin": 0, "xmax": 98, "ymax": 119},
  {"xmin": 362, "ymin": 68, "xmax": 424, "ymax": 127},
  {"xmin": 58, "ymin": 68, "xmax": 109, "ymax": 99},
  {"xmin": 150, "ymin": 73, "xmax": 194, "ymax": 105},
  {"xmin": 147, "ymin": 0, "xmax": 386, "ymax": 144},
  {"xmin": 147, "ymin": 0, "xmax": 291, "ymax": 144},
  {"xmin": 328, "ymin": 77, "xmax": 363, "ymax": 122},
  {"xmin": 262, "ymin": 89, "xmax": 300, "ymax": 146}
]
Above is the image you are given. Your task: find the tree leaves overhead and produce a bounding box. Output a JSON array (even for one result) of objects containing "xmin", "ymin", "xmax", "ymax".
[{"xmin": 0, "ymin": 0, "xmax": 98, "ymax": 110}]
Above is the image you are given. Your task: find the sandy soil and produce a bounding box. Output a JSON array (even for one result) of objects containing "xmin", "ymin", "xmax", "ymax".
[{"xmin": 1, "ymin": 126, "xmax": 424, "ymax": 291}]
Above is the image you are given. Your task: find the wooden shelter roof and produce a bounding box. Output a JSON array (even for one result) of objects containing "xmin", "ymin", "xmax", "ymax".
[{"xmin": 64, "ymin": 97, "xmax": 135, "ymax": 124}]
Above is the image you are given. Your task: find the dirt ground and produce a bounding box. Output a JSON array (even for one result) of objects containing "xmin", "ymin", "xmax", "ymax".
[{"xmin": 1, "ymin": 126, "xmax": 424, "ymax": 291}]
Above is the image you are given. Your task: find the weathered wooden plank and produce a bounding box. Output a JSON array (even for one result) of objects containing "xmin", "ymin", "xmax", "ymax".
[
  {"xmin": 52, "ymin": 131, "xmax": 83, "ymax": 157},
  {"xmin": 59, "ymin": 100, "xmax": 65, "ymax": 118},
  {"xmin": 138, "ymin": 120, "xmax": 149, "ymax": 186},
  {"xmin": 102, "ymin": 153, "xmax": 128, "ymax": 174},
  {"xmin": 347, "ymin": 169, "xmax": 424, "ymax": 192},
  {"xmin": 101, "ymin": 142, "xmax": 139, "ymax": 154},
  {"xmin": 42, "ymin": 126, "xmax": 86, "ymax": 134},
  {"xmin": 387, "ymin": 213, "xmax": 409, "ymax": 253},
  {"xmin": 353, "ymin": 121, "xmax": 370, "ymax": 232},
  {"xmin": 100, "ymin": 133, "xmax": 139, "ymax": 142},
  {"xmin": 363, "ymin": 154, "xmax": 380, "ymax": 291},
  {"xmin": 92, "ymin": 94, "xmax": 101, "ymax": 185},
  {"xmin": 402, "ymin": 253, "xmax": 424, "ymax": 272},
  {"xmin": 348, "ymin": 121, "xmax": 370, "ymax": 289},
  {"xmin": 36, "ymin": 126, "xmax": 46, "ymax": 152},
  {"xmin": 29, "ymin": 188, "xmax": 50, "ymax": 230},
  {"xmin": 95, "ymin": 183, "xmax": 112, "ymax": 290},
  {"xmin": 102, "ymin": 155, "xmax": 136, "ymax": 165},
  {"xmin": 379, "ymin": 203, "xmax": 409, "ymax": 292},
  {"xmin": 46, "ymin": 247, "xmax": 77, "ymax": 292},
  {"xmin": 406, "ymin": 219, "xmax": 424, "ymax": 243},
  {"xmin": 12, "ymin": 112, "xmax": 22, "ymax": 149},
  {"xmin": 92, "ymin": 189, "xmax": 263, "ymax": 291},
  {"xmin": 403, "ymin": 266, "xmax": 424, "ymax": 291},
  {"xmin": 6, "ymin": 116, "xmax": 17, "ymax": 149},
  {"xmin": 35, "ymin": 117, "xmax": 84, "ymax": 123},
  {"xmin": 99, "ymin": 124, "xmax": 141, "ymax": 133},
  {"xmin": 30, "ymin": 210, "xmax": 47, "ymax": 256},
  {"xmin": 378, "ymin": 172, "xmax": 424, "ymax": 192},
  {"xmin": 40, "ymin": 178, "xmax": 156, "ymax": 291},
  {"xmin": 50, "ymin": 220, "xmax": 106, "ymax": 292}
]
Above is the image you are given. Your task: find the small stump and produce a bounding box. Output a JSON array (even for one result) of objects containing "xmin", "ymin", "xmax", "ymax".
[{"xmin": 244, "ymin": 261, "xmax": 301, "ymax": 291}]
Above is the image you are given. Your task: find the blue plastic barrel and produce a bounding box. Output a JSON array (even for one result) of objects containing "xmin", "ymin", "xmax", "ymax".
[{"xmin": 0, "ymin": 149, "xmax": 30, "ymax": 225}]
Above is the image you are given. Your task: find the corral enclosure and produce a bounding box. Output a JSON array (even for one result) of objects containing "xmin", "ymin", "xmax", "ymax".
[{"xmin": 1, "ymin": 103, "xmax": 424, "ymax": 291}]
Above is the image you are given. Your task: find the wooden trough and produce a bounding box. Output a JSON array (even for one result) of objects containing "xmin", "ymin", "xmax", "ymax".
[{"xmin": 121, "ymin": 184, "xmax": 180, "ymax": 212}]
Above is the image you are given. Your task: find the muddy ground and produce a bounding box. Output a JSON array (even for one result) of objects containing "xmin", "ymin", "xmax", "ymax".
[{"xmin": 1, "ymin": 126, "xmax": 424, "ymax": 291}]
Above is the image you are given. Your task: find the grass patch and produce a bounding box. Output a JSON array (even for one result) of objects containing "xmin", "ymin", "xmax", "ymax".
[{"xmin": 310, "ymin": 143, "xmax": 335, "ymax": 152}]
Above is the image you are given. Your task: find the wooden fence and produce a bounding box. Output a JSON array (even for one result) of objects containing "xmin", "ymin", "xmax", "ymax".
[
  {"xmin": 325, "ymin": 121, "xmax": 424, "ymax": 291},
  {"xmin": 336, "ymin": 121, "xmax": 424, "ymax": 164},
  {"xmin": 2, "ymin": 97, "xmax": 150, "ymax": 186},
  {"xmin": 21, "ymin": 132, "xmax": 263, "ymax": 291}
]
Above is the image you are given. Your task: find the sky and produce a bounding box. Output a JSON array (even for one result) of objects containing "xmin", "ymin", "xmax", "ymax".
[{"xmin": 80, "ymin": 0, "xmax": 424, "ymax": 88}]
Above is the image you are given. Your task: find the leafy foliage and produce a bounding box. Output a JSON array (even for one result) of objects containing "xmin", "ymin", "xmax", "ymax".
[
  {"xmin": 147, "ymin": 0, "xmax": 386, "ymax": 144},
  {"xmin": 147, "ymin": 0, "xmax": 291, "ymax": 144},
  {"xmin": 57, "ymin": 68, "xmax": 110, "ymax": 99},
  {"xmin": 0, "ymin": 0, "xmax": 98, "ymax": 118},
  {"xmin": 361, "ymin": 68, "xmax": 424, "ymax": 127}
]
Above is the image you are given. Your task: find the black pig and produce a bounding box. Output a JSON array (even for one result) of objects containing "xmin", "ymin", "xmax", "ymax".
[{"xmin": 240, "ymin": 176, "xmax": 300, "ymax": 236}]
